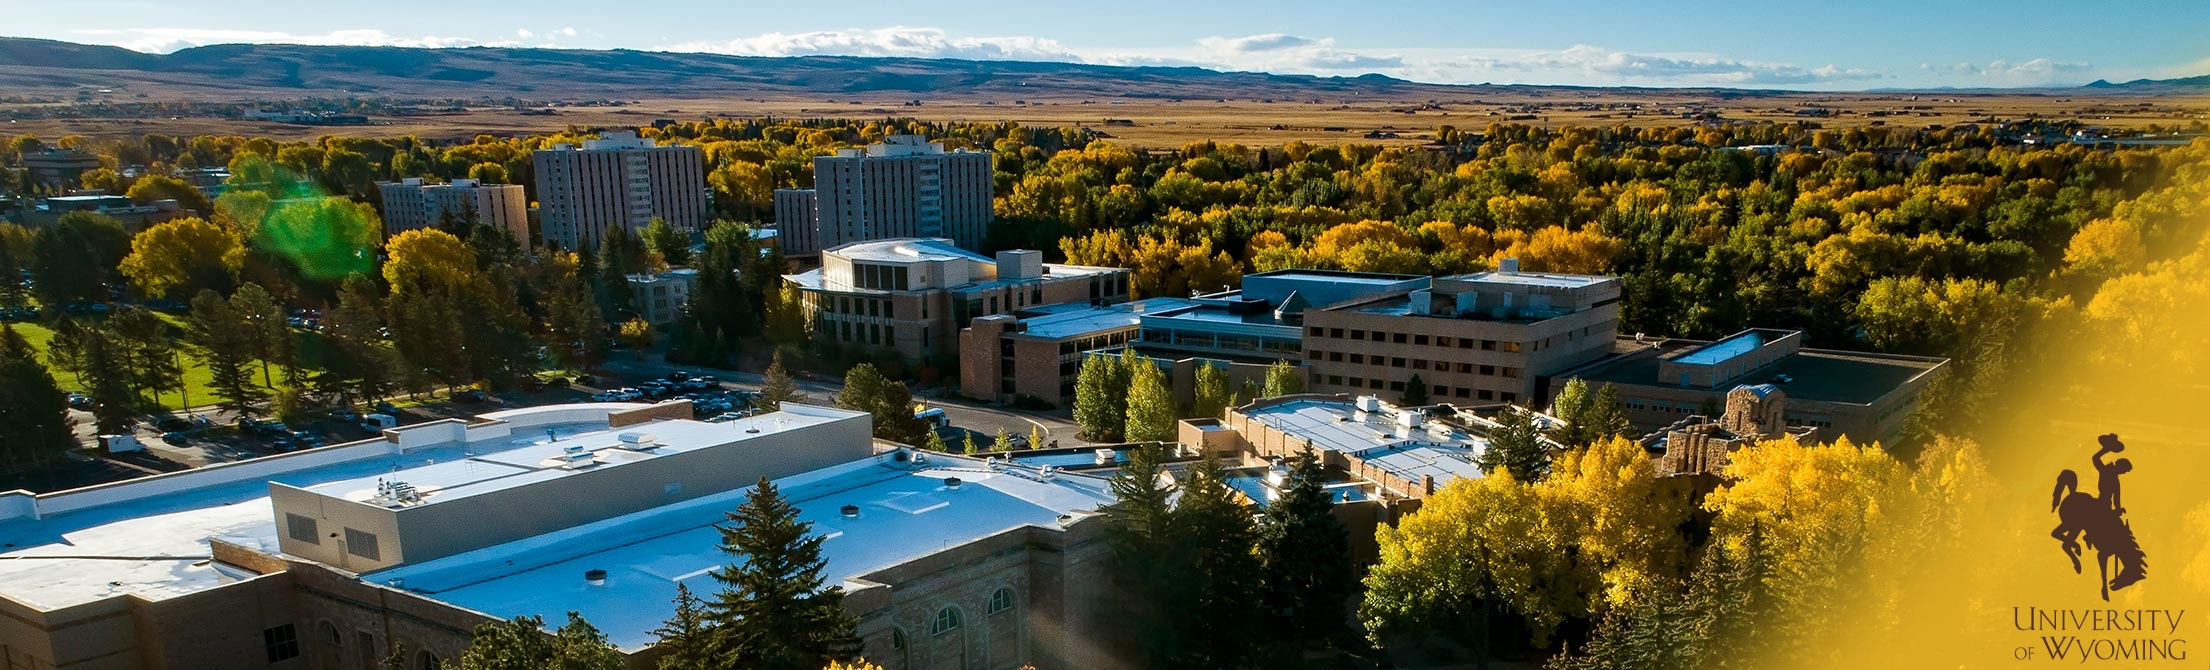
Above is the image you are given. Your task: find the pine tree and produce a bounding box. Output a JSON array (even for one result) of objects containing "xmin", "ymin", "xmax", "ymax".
[
  {"xmin": 1028, "ymin": 423, "xmax": 1046, "ymax": 451},
  {"xmin": 924, "ymin": 428, "xmax": 949, "ymax": 452},
  {"xmin": 1172, "ymin": 455, "xmax": 1267, "ymax": 668},
  {"xmin": 1402, "ymin": 373, "xmax": 1430, "ymax": 406},
  {"xmin": 993, "ymin": 426, "xmax": 1013, "ymax": 451},
  {"xmin": 230, "ymin": 282, "xmax": 290, "ymax": 388},
  {"xmin": 1588, "ymin": 383, "xmax": 1635, "ymax": 441},
  {"xmin": 1072, "ymin": 352, "xmax": 1124, "ymax": 441},
  {"xmin": 454, "ymin": 613, "xmax": 624, "ymax": 670},
  {"xmin": 651, "ymin": 583, "xmax": 712, "ymax": 670},
  {"xmin": 324, "ymin": 277, "xmax": 398, "ymax": 403},
  {"xmin": 107, "ymin": 307, "xmax": 181, "ymax": 406},
  {"xmin": 756, "ymin": 352, "xmax": 804, "ymax": 412},
  {"xmin": 1124, "ymin": 357, "xmax": 1176, "ymax": 443},
  {"xmin": 185, "ymin": 289, "xmax": 264, "ymax": 414},
  {"xmin": 1259, "ymin": 446, "xmax": 1355, "ymax": 650},
  {"xmin": 1191, "ymin": 362, "xmax": 1232, "ymax": 419},
  {"xmin": 0, "ymin": 324, "xmax": 76, "ymax": 470},
  {"xmin": 1549, "ymin": 377, "xmax": 1595, "ymax": 447},
  {"xmin": 1102, "ymin": 445, "xmax": 1183, "ymax": 666},
  {"xmin": 1262, "ymin": 359, "xmax": 1303, "ymax": 397},
  {"xmin": 963, "ymin": 431, "xmax": 980, "ymax": 454},
  {"xmin": 704, "ymin": 477, "xmax": 861, "ymax": 670},
  {"xmin": 78, "ymin": 331, "xmax": 138, "ymax": 433},
  {"xmin": 835, "ymin": 363, "xmax": 925, "ymax": 444},
  {"xmin": 1478, "ymin": 407, "xmax": 1552, "ymax": 481}
]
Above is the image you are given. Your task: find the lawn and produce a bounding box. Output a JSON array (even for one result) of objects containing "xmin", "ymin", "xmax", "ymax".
[{"xmin": 10, "ymin": 314, "xmax": 313, "ymax": 412}]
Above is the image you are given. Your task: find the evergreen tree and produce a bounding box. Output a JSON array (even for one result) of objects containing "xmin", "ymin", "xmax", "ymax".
[
  {"xmin": 1124, "ymin": 357, "xmax": 1176, "ymax": 443},
  {"xmin": 77, "ymin": 330, "xmax": 137, "ymax": 433},
  {"xmin": 1478, "ymin": 407, "xmax": 1552, "ymax": 482},
  {"xmin": 0, "ymin": 324, "xmax": 76, "ymax": 470},
  {"xmin": 185, "ymin": 289, "xmax": 263, "ymax": 414},
  {"xmin": 1173, "ymin": 455, "xmax": 1267, "ymax": 668},
  {"xmin": 924, "ymin": 428, "xmax": 949, "ymax": 452},
  {"xmin": 107, "ymin": 307, "xmax": 181, "ymax": 406},
  {"xmin": 539, "ymin": 251, "xmax": 606, "ymax": 372},
  {"xmin": 1072, "ymin": 352, "xmax": 1125, "ymax": 441},
  {"xmin": 455, "ymin": 613, "xmax": 624, "ymax": 670},
  {"xmin": 1546, "ymin": 531, "xmax": 1770, "ymax": 670},
  {"xmin": 643, "ymin": 217, "xmax": 692, "ymax": 267},
  {"xmin": 1102, "ymin": 445, "xmax": 1182, "ymax": 665},
  {"xmin": 1258, "ymin": 446, "xmax": 1355, "ymax": 650},
  {"xmin": 1588, "ymin": 383, "xmax": 1635, "ymax": 441},
  {"xmin": 993, "ymin": 426, "xmax": 1013, "ymax": 451},
  {"xmin": 1029, "ymin": 423, "xmax": 1046, "ymax": 451},
  {"xmin": 834, "ymin": 363, "xmax": 926, "ymax": 444},
  {"xmin": 1262, "ymin": 359, "xmax": 1303, "ymax": 397},
  {"xmin": 963, "ymin": 431, "xmax": 980, "ymax": 455},
  {"xmin": 230, "ymin": 282, "xmax": 291, "ymax": 388},
  {"xmin": 323, "ymin": 278, "xmax": 398, "ymax": 404},
  {"xmin": 1191, "ymin": 362, "xmax": 1232, "ymax": 419},
  {"xmin": 651, "ymin": 583, "xmax": 712, "ymax": 670},
  {"xmin": 704, "ymin": 477, "xmax": 861, "ymax": 670},
  {"xmin": 1402, "ymin": 374, "xmax": 1430, "ymax": 406},
  {"xmin": 756, "ymin": 352, "xmax": 804, "ymax": 412}
]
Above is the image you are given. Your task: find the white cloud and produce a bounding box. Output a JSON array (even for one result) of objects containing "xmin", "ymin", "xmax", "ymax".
[
  {"xmin": 1198, "ymin": 33, "xmax": 1319, "ymax": 53},
  {"xmin": 560, "ymin": 27, "xmax": 578, "ymax": 37},
  {"xmin": 1439, "ymin": 45, "xmax": 1884, "ymax": 86},
  {"xmin": 1922, "ymin": 58, "xmax": 2094, "ymax": 85},
  {"xmin": 516, "ymin": 28, "xmax": 533, "ymax": 39},
  {"xmin": 667, "ymin": 26, "xmax": 1084, "ymax": 62},
  {"xmin": 74, "ymin": 28, "xmax": 514, "ymax": 54}
]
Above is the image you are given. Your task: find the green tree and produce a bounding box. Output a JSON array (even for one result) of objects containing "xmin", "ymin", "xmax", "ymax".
[
  {"xmin": 963, "ymin": 431, "xmax": 981, "ymax": 455},
  {"xmin": 1102, "ymin": 445, "xmax": 1182, "ymax": 665},
  {"xmin": 0, "ymin": 324, "xmax": 77, "ymax": 470},
  {"xmin": 107, "ymin": 307, "xmax": 182, "ymax": 407},
  {"xmin": 454, "ymin": 613, "xmax": 623, "ymax": 670},
  {"xmin": 1262, "ymin": 359, "xmax": 1303, "ymax": 397},
  {"xmin": 1072, "ymin": 352, "xmax": 1126, "ymax": 441},
  {"xmin": 642, "ymin": 217, "xmax": 692, "ymax": 267},
  {"xmin": 185, "ymin": 289, "xmax": 263, "ymax": 414},
  {"xmin": 1258, "ymin": 446, "xmax": 1355, "ymax": 649},
  {"xmin": 1402, "ymin": 373, "xmax": 1430, "ymax": 406},
  {"xmin": 834, "ymin": 363, "xmax": 926, "ymax": 445},
  {"xmin": 1548, "ymin": 377, "xmax": 1596, "ymax": 447},
  {"xmin": 76, "ymin": 330, "xmax": 136, "ymax": 433},
  {"xmin": 538, "ymin": 251, "xmax": 606, "ymax": 372},
  {"xmin": 704, "ymin": 477, "xmax": 862, "ymax": 670},
  {"xmin": 1478, "ymin": 407, "xmax": 1551, "ymax": 482},
  {"xmin": 923, "ymin": 428, "xmax": 949, "ymax": 452},
  {"xmin": 1172, "ymin": 455, "xmax": 1267, "ymax": 668},
  {"xmin": 32, "ymin": 211, "xmax": 130, "ymax": 307},
  {"xmin": 321, "ymin": 278, "xmax": 397, "ymax": 404},
  {"xmin": 1124, "ymin": 357, "xmax": 1176, "ymax": 443},
  {"xmin": 993, "ymin": 426, "xmax": 1014, "ymax": 451},
  {"xmin": 1585, "ymin": 383, "xmax": 1634, "ymax": 442},
  {"xmin": 651, "ymin": 583, "xmax": 712, "ymax": 670},
  {"xmin": 1190, "ymin": 362, "xmax": 1232, "ymax": 419},
  {"xmin": 230, "ymin": 282, "xmax": 292, "ymax": 387},
  {"xmin": 755, "ymin": 352, "xmax": 804, "ymax": 412}
]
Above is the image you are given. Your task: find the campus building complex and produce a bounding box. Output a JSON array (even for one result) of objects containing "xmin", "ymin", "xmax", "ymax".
[
  {"xmin": 0, "ymin": 402, "xmax": 1125, "ymax": 670},
  {"xmin": 626, "ymin": 268, "xmax": 700, "ymax": 327},
  {"xmin": 1301, "ymin": 261, "xmax": 1621, "ymax": 406},
  {"xmin": 374, "ymin": 178, "xmax": 529, "ymax": 241},
  {"xmin": 958, "ymin": 298, "xmax": 1195, "ymax": 406},
  {"xmin": 772, "ymin": 136, "xmax": 994, "ymax": 256},
  {"xmin": 1546, "ymin": 328, "xmax": 1946, "ymax": 448},
  {"xmin": 786, "ymin": 239, "xmax": 1127, "ymax": 365},
  {"xmin": 532, "ymin": 130, "xmax": 708, "ymax": 250}
]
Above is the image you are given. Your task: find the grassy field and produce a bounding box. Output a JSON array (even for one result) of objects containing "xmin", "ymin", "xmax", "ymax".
[
  {"xmin": 10, "ymin": 315, "xmax": 306, "ymax": 412},
  {"xmin": 11, "ymin": 90, "xmax": 2205, "ymax": 148}
]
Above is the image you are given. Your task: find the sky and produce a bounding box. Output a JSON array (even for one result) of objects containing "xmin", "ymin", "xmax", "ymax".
[{"xmin": 11, "ymin": 0, "xmax": 2210, "ymax": 89}]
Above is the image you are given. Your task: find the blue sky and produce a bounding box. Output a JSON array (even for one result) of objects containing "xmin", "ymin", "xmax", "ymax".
[{"xmin": 16, "ymin": 0, "xmax": 2210, "ymax": 89}]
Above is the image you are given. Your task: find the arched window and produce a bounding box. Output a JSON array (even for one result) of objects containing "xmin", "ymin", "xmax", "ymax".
[
  {"xmin": 416, "ymin": 650, "xmax": 442, "ymax": 670},
  {"xmin": 987, "ymin": 588, "xmax": 1013, "ymax": 615},
  {"xmin": 931, "ymin": 606, "xmax": 962, "ymax": 635},
  {"xmin": 891, "ymin": 628, "xmax": 908, "ymax": 650}
]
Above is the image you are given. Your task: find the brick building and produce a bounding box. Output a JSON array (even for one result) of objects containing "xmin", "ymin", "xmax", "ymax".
[{"xmin": 787, "ymin": 239, "xmax": 1126, "ymax": 365}]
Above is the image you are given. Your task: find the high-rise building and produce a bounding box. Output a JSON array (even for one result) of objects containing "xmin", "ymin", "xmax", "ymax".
[
  {"xmin": 374, "ymin": 178, "xmax": 529, "ymax": 241},
  {"xmin": 531, "ymin": 130, "xmax": 707, "ymax": 250},
  {"xmin": 773, "ymin": 135, "xmax": 993, "ymax": 255}
]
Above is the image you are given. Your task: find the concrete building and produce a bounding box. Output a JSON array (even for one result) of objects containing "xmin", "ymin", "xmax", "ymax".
[
  {"xmin": 15, "ymin": 194, "xmax": 186, "ymax": 229},
  {"xmin": 626, "ymin": 268, "xmax": 699, "ymax": 327},
  {"xmin": 0, "ymin": 401, "xmax": 1126, "ymax": 670},
  {"xmin": 375, "ymin": 178, "xmax": 529, "ymax": 241},
  {"xmin": 786, "ymin": 239, "xmax": 1127, "ymax": 365},
  {"xmin": 1546, "ymin": 328, "xmax": 1947, "ymax": 448},
  {"xmin": 1644, "ymin": 383, "xmax": 1820, "ymax": 478},
  {"xmin": 959, "ymin": 298, "xmax": 1195, "ymax": 406},
  {"xmin": 533, "ymin": 130, "xmax": 708, "ymax": 250},
  {"xmin": 774, "ymin": 136, "xmax": 994, "ymax": 255},
  {"xmin": 22, "ymin": 149, "xmax": 100, "ymax": 189},
  {"xmin": 1302, "ymin": 261, "xmax": 1622, "ymax": 406}
]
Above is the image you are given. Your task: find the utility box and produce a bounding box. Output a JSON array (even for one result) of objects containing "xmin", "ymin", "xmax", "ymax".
[{"xmin": 98, "ymin": 434, "xmax": 143, "ymax": 453}]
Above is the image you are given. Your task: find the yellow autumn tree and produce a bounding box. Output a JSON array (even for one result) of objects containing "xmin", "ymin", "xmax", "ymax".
[{"xmin": 118, "ymin": 217, "xmax": 244, "ymax": 298}]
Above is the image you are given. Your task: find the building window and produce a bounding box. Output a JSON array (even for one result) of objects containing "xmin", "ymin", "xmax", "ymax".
[
  {"xmin": 1348, "ymin": 378, "xmax": 1363, "ymax": 388},
  {"xmin": 345, "ymin": 528, "xmax": 381, "ymax": 561},
  {"xmin": 418, "ymin": 651, "xmax": 443, "ymax": 670},
  {"xmin": 1393, "ymin": 333, "xmax": 1407, "ymax": 344},
  {"xmin": 1369, "ymin": 378, "xmax": 1383, "ymax": 389},
  {"xmin": 932, "ymin": 607, "xmax": 963, "ymax": 635},
  {"xmin": 263, "ymin": 625, "xmax": 300, "ymax": 662},
  {"xmin": 1458, "ymin": 338, "xmax": 1475, "ymax": 349},
  {"xmin": 1454, "ymin": 387, "xmax": 1471, "ymax": 398},
  {"xmin": 1390, "ymin": 357, "xmax": 1406, "ymax": 368},
  {"xmin": 1501, "ymin": 392, "xmax": 1518, "ymax": 403},
  {"xmin": 989, "ymin": 588, "xmax": 1014, "ymax": 615},
  {"xmin": 1481, "ymin": 340, "xmax": 1497, "ymax": 351},
  {"xmin": 1502, "ymin": 341, "xmax": 1523, "ymax": 353},
  {"xmin": 357, "ymin": 631, "xmax": 377, "ymax": 668},
  {"xmin": 1308, "ymin": 326, "xmax": 1323, "ymax": 337},
  {"xmin": 893, "ymin": 629, "xmax": 908, "ymax": 650},
  {"xmin": 1412, "ymin": 360, "xmax": 1428, "ymax": 370},
  {"xmin": 1329, "ymin": 328, "xmax": 1344, "ymax": 338},
  {"xmin": 1389, "ymin": 381, "xmax": 1406, "ymax": 392},
  {"xmin": 1349, "ymin": 353, "xmax": 1364, "ymax": 364},
  {"xmin": 1502, "ymin": 367, "xmax": 1522, "ymax": 379},
  {"xmin": 1327, "ymin": 375, "xmax": 1343, "ymax": 385},
  {"xmin": 1330, "ymin": 351, "xmax": 1343, "ymax": 362},
  {"xmin": 1478, "ymin": 390, "xmax": 1495, "ymax": 400},
  {"xmin": 1414, "ymin": 335, "xmax": 1429, "ymax": 345},
  {"xmin": 1479, "ymin": 365, "xmax": 1495, "ymax": 376},
  {"xmin": 1350, "ymin": 330, "xmax": 1365, "ymax": 340},
  {"xmin": 286, "ymin": 514, "xmax": 319, "ymax": 544}
]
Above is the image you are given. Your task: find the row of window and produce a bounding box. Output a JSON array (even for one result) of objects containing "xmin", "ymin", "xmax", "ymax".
[
  {"xmin": 263, "ymin": 621, "xmax": 445, "ymax": 669},
  {"xmin": 828, "ymin": 295, "xmax": 898, "ymax": 319},
  {"xmin": 852, "ymin": 262, "xmax": 913, "ymax": 291},
  {"xmin": 1309, "ymin": 350, "xmax": 1522, "ymax": 378},
  {"xmin": 1315, "ymin": 373, "xmax": 1518, "ymax": 403},
  {"xmin": 1312, "ymin": 327, "xmax": 1524, "ymax": 353},
  {"xmin": 834, "ymin": 321, "xmax": 898, "ymax": 347},
  {"xmin": 899, "ymin": 587, "xmax": 1018, "ymax": 642}
]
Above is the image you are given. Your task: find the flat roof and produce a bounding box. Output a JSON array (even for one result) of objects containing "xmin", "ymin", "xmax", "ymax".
[
  {"xmin": 1246, "ymin": 269, "xmax": 1426, "ymax": 286},
  {"xmin": 1673, "ymin": 329, "xmax": 1774, "ymax": 366},
  {"xmin": 1017, "ymin": 298, "xmax": 1195, "ymax": 340},
  {"xmin": 1449, "ymin": 270, "xmax": 1614, "ymax": 289},
  {"xmin": 0, "ymin": 421, "xmax": 616, "ymax": 610},
  {"xmin": 1241, "ymin": 399, "xmax": 1487, "ymax": 487},
  {"xmin": 301, "ymin": 412, "xmax": 853, "ymax": 509},
  {"xmin": 1561, "ymin": 340, "xmax": 1945, "ymax": 405},
  {"xmin": 366, "ymin": 455, "xmax": 1114, "ymax": 650},
  {"xmin": 826, "ymin": 238, "xmax": 994, "ymax": 265},
  {"xmin": 1148, "ymin": 304, "xmax": 1290, "ymax": 327}
]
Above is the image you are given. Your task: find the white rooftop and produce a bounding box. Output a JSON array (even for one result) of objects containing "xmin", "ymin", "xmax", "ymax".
[
  {"xmin": 1242, "ymin": 398, "xmax": 1487, "ymax": 487},
  {"xmin": 1450, "ymin": 270, "xmax": 1614, "ymax": 289},
  {"xmin": 0, "ymin": 418, "xmax": 621, "ymax": 611},
  {"xmin": 1018, "ymin": 298, "xmax": 1196, "ymax": 340},
  {"xmin": 365, "ymin": 453, "xmax": 1113, "ymax": 650},
  {"xmin": 826, "ymin": 238, "xmax": 994, "ymax": 265}
]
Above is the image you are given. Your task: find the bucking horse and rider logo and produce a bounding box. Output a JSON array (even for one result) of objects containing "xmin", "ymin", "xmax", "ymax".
[{"xmin": 2050, "ymin": 433, "xmax": 2149, "ymax": 601}]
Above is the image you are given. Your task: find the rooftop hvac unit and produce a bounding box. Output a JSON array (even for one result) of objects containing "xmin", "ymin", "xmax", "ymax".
[
  {"xmin": 1094, "ymin": 449, "xmax": 1115, "ymax": 465},
  {"xmin": 1354, "ymin": 396, "xmax": 1382, "ymax": 413},
  {"xmin": 617, "ymin": 432, "xmax": 660, "ymax": 450}
]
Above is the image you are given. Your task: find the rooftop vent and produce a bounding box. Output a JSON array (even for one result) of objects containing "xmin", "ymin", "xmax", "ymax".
[
  {"xmin": 1039, "ymin": 465, "xmax": 1058, "ymax": 480},
  {"xmin": 1093, "ymin": 449, "xmax": 1115, "ymax": 465},
  {"xmin": 944, "ymin": 476, "xmax": 963, "ymax": 490},
  {"xmin": 584, "ymin": 569, "xmax": 607, "ymax": 586},
  {"xmin": 616, "ymin": 432, "xmax": 659, "ymax": 450},
  {"xmin": 1499, "ymin": 257, "xmax": 1520, "ymax": 274},
  {"xmin": 840, "ymin": 504, "xmax": 861, "ymax": 518},
  {"xmin": 1355, "ymin": 396, "xmax": 1382, "ymax": 413}
]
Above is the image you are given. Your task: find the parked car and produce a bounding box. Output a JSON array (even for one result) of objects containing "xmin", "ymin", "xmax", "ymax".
[
  {"xmin": 287, "ymin": 431, "xmax": 324, "ymax": 448},
  {"xmin": 455, "ymin": 389, "xmax": 490, "ymax": 403},
  {"xmin": 66, "ymin": 392, "xmax": 92, "ymax": 409},
  {"xmin": 575, "ymin": 374, "xmax": 600, "ymax": 387},
  {"xmin": 154, "ymin": 416, "xmax": 197, "ymax": 432},
  {"xmin": 666, "ymin": 371, "xmax": 689, "ymax": 382},
  {"xmin": 329, "ymin": 408, "xmax": 361, "ymax": 422},
  {"xmin": 160, "ymin": 431, "xmax": 190, "ymax": 445}
]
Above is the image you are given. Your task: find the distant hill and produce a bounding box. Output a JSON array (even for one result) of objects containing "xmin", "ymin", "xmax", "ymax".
[{"xmin": 2083, "ymin": 74, "xmax": 2210, "ymax": 92}]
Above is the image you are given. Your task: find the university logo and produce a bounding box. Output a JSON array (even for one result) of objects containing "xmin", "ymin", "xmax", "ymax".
[{"xmin": 2050, "ymin": 434, "xmax": 2149, "ymax": 601}]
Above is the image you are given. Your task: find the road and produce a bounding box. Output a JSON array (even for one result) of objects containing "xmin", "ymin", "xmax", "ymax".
[{"xmin": 598, "ymin": 357, "xmax": 1090, "ymax": 448}]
